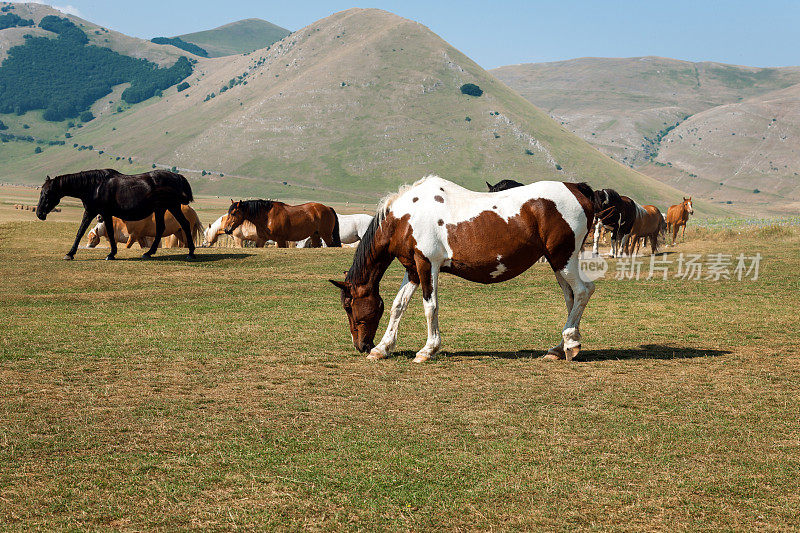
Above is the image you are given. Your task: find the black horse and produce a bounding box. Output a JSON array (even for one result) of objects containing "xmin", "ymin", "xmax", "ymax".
[
  {"xmin": 486, "ymin": 179, "xmax": 524, "ymax": 192},
  {"xmin": 36, "ymin": 169, "xmax": 196, "ymax": 260},
  {"xmin": 592, "ymin": 188, "xmax": 638, "ymax": 256}
]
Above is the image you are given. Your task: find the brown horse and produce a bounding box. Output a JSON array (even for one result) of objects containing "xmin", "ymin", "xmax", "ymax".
[
  {"xmin": 223, "ymin": 200, "xmax": 341, "ymax": 248},
  {"xmin": 624, "ymin": 204, "xmax": 666, "ymax": 256},
  {"xmin": 666, "ymin": 197, "xmax": 694, "ymax": 245}
]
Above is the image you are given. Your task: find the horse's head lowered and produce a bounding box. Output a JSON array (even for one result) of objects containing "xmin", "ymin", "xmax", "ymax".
[
  {"xmin": 684, "ymin": 197, "xmax": 694, "ymax": 215},
  {"xmin": 36, "ymin": 176, "xmax": 60, "ymax": 220},
  {"xmin": 329, "ymin": 279, "xmax": 384, "ymax": 353}
]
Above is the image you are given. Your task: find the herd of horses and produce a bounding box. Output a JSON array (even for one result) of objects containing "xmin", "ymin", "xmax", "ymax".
[{"xmin": 35, "ymin": 169, "xmax": 695, "ymax": 362}]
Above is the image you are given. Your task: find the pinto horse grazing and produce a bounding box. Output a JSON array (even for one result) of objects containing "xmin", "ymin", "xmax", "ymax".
[
  {"xmin": 666, "ymin": 197, "xmax": 694, "ymax": 244},
  {"xmin": 203, "ymin": 214, "xmax": 266, "ymax": 247},
  {"xmin": 624, "ymin": 204, "xmax": 666, "ymax": 256},
  {"xmin": 330, "ymin": 175, "xmax": 600, "ymax": 363},
  {"xmin": 591, "ymin": 189, "xmax": 637, "ymax": 257},
  {"xmin": 223, "ymin": 200, "xmax": 341, "ymax": 248},
  {"xmin": 486, "ymin": 179, "xmax": 524, "ymax": 192},
  {"xmin": 36, "ymin": 169, "xmax": 196, "ymax": 260}
]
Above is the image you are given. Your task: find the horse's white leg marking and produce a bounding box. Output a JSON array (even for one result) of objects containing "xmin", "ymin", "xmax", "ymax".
[
  {"xmin": 558, "ymin": 254, "xmax": 595, "ymax": 361},
  {"xmin": 368, "ymin": 273, "xmax": 418, "ymax": 360},
  {"xmin": 414, "ymin": 265, "xmax": 441, "ymax": 363},
  {"xmin": 490, "ymin": 255, "xmax": 507, "ymax": 278},
  {"xmin": 592, "ymin": 219, "xmax": 602, "ymax": 256},
  {"xmin": 545, "ymin": 272, "xmax": 574, "ymax": 360}
]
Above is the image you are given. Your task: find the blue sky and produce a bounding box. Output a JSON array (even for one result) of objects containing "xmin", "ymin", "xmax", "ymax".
[{"xmin": 25, "ymin": 0, "xmax": 800, "ymax": 68}]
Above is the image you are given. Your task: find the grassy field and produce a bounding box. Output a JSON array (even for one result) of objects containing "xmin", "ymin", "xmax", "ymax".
[{"xmin": 1, "ymin": 196, "xmax": 799, "ymax": 530}]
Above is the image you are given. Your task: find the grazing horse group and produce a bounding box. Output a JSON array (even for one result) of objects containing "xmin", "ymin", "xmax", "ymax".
[{"xmin": 37, "ymin": 169, "xmax": 699, "ymax": 363}]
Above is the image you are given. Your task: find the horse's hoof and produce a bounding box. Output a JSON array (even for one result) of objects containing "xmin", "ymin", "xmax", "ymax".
[
  {"xmin": 412, "ymin": 353, "xmax": 431, "ymax": 363},
  {"xmin": 565, "ymin": 345, "xmax": 581, "ymax": 361},
  {"xmin": 105, "ymin": 255, "xmax": 115, "ymax": 261},
  {"xmin": 542, "ymin": 353, "xmax": 561, "ymax": 361},
  {"xmin": 141, "ymin": 253, "xmax": 152, "ymax": 259},
  {"xmin": 187, "ymin": 253, "xmax": 196, "ymax": 260},
  {"xmin": 62, "ymin": 254, "xmax": 74, "ymax": 261},
  {"xmin": 367, "ymin": 348, "xmax": 387, "ymax": 361}
]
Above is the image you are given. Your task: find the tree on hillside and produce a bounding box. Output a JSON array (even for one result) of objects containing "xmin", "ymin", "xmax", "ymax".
[
  {"xmin": 0, "ymin": 19, "xmax": 194, "ymax": 121},
  {"xmin": 460, "ymin": 83, "xmax": 483, "ymax": 97}
]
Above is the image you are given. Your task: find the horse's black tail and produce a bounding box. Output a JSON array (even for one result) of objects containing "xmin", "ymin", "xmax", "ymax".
[{"xmin": 331, "ymin": 209, "xmax": 342, "ymax": 247}]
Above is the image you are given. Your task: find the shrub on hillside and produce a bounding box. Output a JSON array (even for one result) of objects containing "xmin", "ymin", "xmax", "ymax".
[
  {"xmin": 460, "ymin": 83, "xmax": 483, "ymax": 97},
  {"xmin": 80, "ymin": 111, "xmax": 94, "ymax": 122},
  {"xmin": 150, "ymin": 37, "xmax": 209, "ymax": 58},
  {"xmin": 177, "ymin": 81, "xmax": 190, "ymax": 92},
  {"xmin": 0, "ymin": 13, "xmax": 34, "ymax": 30}
]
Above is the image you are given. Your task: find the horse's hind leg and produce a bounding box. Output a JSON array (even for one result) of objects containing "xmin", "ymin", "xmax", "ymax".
[
  {"xmin": 168, "ymin": 206, "xmax": 196, "ymax": 259},
  {"xmin": 413, "ymin": 259, "xmax": 441, "ymax": 363},
  {"xmin": 143, "ymin": 210, "xmax": 165, "ymax": 258},
  {"xmin": 557, "ymin": 255, "xmax": 595, "ymax": 361},
  {"xmin": 102, "ymin": 214, "xmax": 117, "ymax": 260},
  {"xmin": 311, "ymin": 232, "xmax": 323, "ymax": 247},
  {"xmin": 368, "ymin": 272, "xmax": 419, "ymax": 361},
  {"xmin": 545, "ymin": 272, "xmax": 574, "ymax": 360}
]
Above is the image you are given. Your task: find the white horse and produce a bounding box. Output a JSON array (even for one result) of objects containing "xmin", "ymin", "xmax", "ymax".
[
  {"xmin": 203, "ymin": 214, "xmax": 269, "ymax": 247},
  {"xmin": 296, "ymin": 213, "xmax": 373, "ymax": 248}
]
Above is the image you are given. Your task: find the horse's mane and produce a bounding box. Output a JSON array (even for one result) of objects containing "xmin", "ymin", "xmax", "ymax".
[
  {"xmin": 235, "ymin": 199, "xmax": 274, "ymax": 219},
  {"xmin": 54, "ymin": 168, "xmax": 119, "ymax": 190},
  {"xmin": 346, "ymin": 180, "xmax": 419, "ymax": 284}
]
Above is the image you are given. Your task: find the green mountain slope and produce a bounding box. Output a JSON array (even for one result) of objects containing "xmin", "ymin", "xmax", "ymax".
[
  {"xmin": 176, "ymin": 18, "xmax": 290, "ymax": 57},
  {"xmin": 1, "ymin": 9, "xmax": 722, "ymax": 214}
]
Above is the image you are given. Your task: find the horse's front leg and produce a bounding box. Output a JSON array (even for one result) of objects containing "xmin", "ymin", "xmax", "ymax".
[
  {"xmin": 65, "ymin": 210, "xmax": 95, "ymax": 260},
  {"xmin": 368, "ymin": 272, "xmax": 418, "ymax": 361},
  {"xmin": 102, "ymin": 214, "xmax": 117, "ymax": 260},
  {"xmin": 143, "ymin": 210, "xmax": 165, "ymax": 258},
  {"xmin": 413, "ymin": 260, "xmax": 441, "ymax": 363}
]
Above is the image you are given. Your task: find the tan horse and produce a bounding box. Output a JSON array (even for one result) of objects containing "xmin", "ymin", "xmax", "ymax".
[
  {"xmin": 624, "ymin": 204, "xmax": 666, "ymax": 256},
  {"xmin": 87, "ymin": 205, "xmax": 202, "ymax": 249},
  {"xmin": 223, "ymin": 200, "xmax": 341, "ymax": 248},
  {"xmin": 203, "ymin": 214, "xmax": 267, "ymax": 247},
  {"xmin": 666, "ymin": 197, "xmax": 694, "ymax": 245}
]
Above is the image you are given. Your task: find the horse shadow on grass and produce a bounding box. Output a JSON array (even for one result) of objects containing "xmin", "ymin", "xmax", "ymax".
[
  {"xmin": 131, "ymin": 253, "xmax": 254, "ymax": 263},
  {"xmin": 394, "ymin": 344, "xmax": 730, "ymax": 363}
]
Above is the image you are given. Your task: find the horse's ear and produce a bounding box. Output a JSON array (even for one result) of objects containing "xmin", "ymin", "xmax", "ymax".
[
  {"xmin": 230, "ymin": 199, "xmax": 234, "ymax": 204},
  {"xmin": 486, "ymin": 181, "xmax": 492, "ymax": 188},
  {"xmin": 329, "ymin": 279, "xmax": 349, "ymax": 291},
  {"xmin": 45, "ymin": 175, "xmax": 51, "ymax": 182},
  {"xmin": 207, "ymin": 224, "xmax": 211, "ymax": 229}
]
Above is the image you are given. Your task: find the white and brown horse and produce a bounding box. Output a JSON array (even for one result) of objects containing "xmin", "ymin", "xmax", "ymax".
[
  {"xmin": 330, "ymin": 175, "xmax": 600, "ymax": 363},
  {"xmin": 666, "ymin": 197, "xmax": 694, "ymax": 244},
  {"xmin": 203, "ymin": 214, "xmax": 267, "ymax": 247}
]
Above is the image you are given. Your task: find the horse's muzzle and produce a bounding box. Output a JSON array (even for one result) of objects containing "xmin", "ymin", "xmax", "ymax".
[
  {"xmin": 36, "ymin": 211, "xmax": 46, "ymax": 221},
  {"xmin": 356, "ymin": 340, "xmax": 374, "ymax": 354}
]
